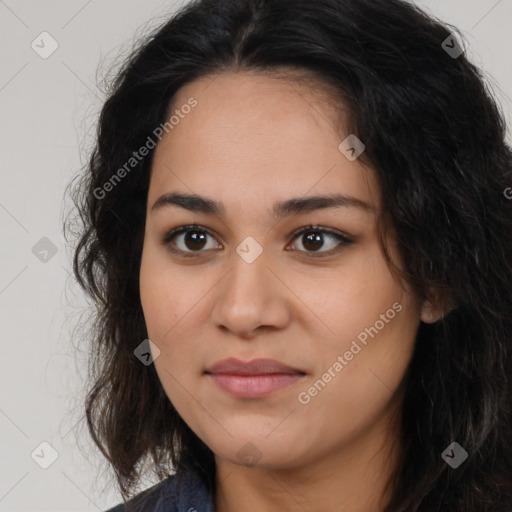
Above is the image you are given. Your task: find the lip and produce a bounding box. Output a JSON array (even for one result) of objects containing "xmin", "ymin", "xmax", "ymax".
[
  {"xmin": 205, "ymin": 357, "xmax": 305, "ymax": 375},
  {"xmin": 204, "ymin": 358, "xmax": 307, "ymax": 399}
]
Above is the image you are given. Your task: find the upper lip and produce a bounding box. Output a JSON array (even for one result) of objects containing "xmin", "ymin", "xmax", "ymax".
[{"xmin": 205, "ymin": 358, "xmax": 305, "ymax": 375}]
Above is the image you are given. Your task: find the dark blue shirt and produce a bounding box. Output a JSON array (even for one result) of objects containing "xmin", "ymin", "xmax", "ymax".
[
  {"xmin": 104, "ymin": 468, "xmax": 512, "ymax": 511},
  {"xmin": 104, "ymin": 467, "xmax": 215, "ymax": 512}
]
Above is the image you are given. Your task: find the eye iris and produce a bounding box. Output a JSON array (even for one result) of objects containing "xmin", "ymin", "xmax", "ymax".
[
  {"xmin": 185, "ymin": 231, "xmax": 207, "ymax": 250},
  {"xmin": 303, "ymin": 231, "xmax": 323, "ymax": 251}
]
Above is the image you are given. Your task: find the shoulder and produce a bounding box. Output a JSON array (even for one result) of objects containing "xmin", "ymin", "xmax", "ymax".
[{"xmin": 104, "ymin": 467, "xmax": 214, "ymax": 512}]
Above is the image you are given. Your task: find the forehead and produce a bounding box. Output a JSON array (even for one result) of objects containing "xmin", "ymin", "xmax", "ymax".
[
  {"xmin": 149, "ymin": 71, "xmax": 380, "ymax": 214},
  {"xmin": 166, "ymin": 69, "xmax": 347, "ymax": 150}
]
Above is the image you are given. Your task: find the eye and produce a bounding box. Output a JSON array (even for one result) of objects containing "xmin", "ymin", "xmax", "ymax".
[
  {"xmin": 162, "ymin": 224, "xmax": 221, "ymax": 256},
  {"xmin": 161, "ymin": 224, "xmax": 354, "ymax": 258},
  {"xmin": 287, "ymin": 225, "xmax": 354, "ymax": 257}
]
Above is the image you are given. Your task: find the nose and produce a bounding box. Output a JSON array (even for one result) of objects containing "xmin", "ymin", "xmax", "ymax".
[{"xmin": 211, "ymin": 250, "xmax": 291, "ymax": 338}]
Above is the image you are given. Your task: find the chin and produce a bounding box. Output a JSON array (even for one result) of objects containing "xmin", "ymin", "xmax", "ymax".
[{"xmin": 210, "ymin": 434, "xmax": 305, "ymax": 469}]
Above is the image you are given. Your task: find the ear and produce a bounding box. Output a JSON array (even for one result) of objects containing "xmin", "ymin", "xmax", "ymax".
[
  {"xmin": 419, "ymin": 288, "xmax": 457, "ymax": 324},
  {"xmin": 420, "ymin": 299, "xmax": 444, "ymax": 324}
]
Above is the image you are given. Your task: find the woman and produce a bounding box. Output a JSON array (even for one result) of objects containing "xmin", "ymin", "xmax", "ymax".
[{"xmin": 65, "ymin": 0, "xmax": 512, "ymax": 510}]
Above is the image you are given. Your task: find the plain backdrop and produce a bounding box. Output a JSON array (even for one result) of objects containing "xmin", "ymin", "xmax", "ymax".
[{"xmin": 0, "ymin": 0, "xmax": 511, "ymax": 510}]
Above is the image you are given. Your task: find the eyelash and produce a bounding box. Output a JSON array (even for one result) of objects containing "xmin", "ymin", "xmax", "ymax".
[{"xmin": 161, "ymin": 224, "xmax": 354, "ymax": 259}]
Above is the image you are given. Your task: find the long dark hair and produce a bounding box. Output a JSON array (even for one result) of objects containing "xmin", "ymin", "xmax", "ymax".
[{"xmin": 64, "ymin": 0, "xmax": 512, "ymax": 510}]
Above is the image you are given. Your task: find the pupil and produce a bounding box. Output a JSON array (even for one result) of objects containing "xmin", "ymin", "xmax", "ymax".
[
  {"xmin": 303, "ymin": 232, "xmax": 323, "ymax": 251},
  {"xmin": 185, "ymin": 231, "xmax": 207, "ymax": 250}
]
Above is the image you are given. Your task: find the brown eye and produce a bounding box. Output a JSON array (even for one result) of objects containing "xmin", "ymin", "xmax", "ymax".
[
  {"xmin": 181, "ymin": 230, "xmax": 208, "ymax": 251},
  {"xmin": 162, "ymin": 224, "xmax": 353, "ymax": 258},
  {"xmin": 288, "ymin": 226, "xmax": 353, "ymax": 257},
  {"xmin": 162, "ymin": 225, "xmax": 221, "ymax": 256}
]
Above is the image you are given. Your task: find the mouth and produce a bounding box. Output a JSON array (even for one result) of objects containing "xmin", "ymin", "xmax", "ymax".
[
  {"xmin": 205, "ymin": 357, "xmax": 306, "ymax": 375},
  {"xmin": 204, "ymin": 358, "xmax": 307, "ymax": 398},
  {"xmin": 205, "ymin": 372, "xmax": 306, "ymax": 399}
]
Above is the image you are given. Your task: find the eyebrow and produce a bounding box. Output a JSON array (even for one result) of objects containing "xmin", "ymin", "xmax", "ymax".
[{"xmin": 150, "ymin": 192, "xmax": 375, "ymax": 219}]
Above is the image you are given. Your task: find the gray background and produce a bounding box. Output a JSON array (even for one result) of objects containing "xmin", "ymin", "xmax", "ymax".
[{"xmin": 1, "ymin": 0, "xmax": 510, "ymax": 510}]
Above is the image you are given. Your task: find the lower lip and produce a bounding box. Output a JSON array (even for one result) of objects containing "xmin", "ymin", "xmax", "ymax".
[{"xmin": 207, "ymin": 373, "xmax": 305, "ymax": 398}]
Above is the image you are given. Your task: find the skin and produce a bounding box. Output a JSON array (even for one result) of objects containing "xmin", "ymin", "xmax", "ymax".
[{"xmin": 139, "ymin": 70, "xmax": 442, "ymax": 512}]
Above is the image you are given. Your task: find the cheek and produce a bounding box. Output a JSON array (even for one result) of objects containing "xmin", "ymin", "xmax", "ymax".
[
  {"xmin": 140, "ymin": 246, "xmax": 196, "ymax": 338},
  {"xmin": 139, "ymin": 247, "xmax": 213, "ymax": 377},
  {"xmin": 298, "ymin": 246, "xmax": 407, "ymax": 347},
  {"xmin": 297, "ymin": 246, "xmax": 419, "ymax": 406},
  {"xmin": 139, "ymin": 258, "xmax": 202, "ymax": 415},
  {"xmin": 296, "ymin": 302, "xmax": 418, "ymax": 449}
]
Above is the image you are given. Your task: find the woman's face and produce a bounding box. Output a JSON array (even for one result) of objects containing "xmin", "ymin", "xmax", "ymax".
[{"xmin": 139, "ymin": 71, "xmax": 428, "ymax": 471}]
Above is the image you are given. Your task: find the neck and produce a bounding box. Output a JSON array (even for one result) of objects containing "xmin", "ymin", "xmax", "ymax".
[{"xmin": 213, "ymin": 401, "xmax": 402, "ymax": 512}]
